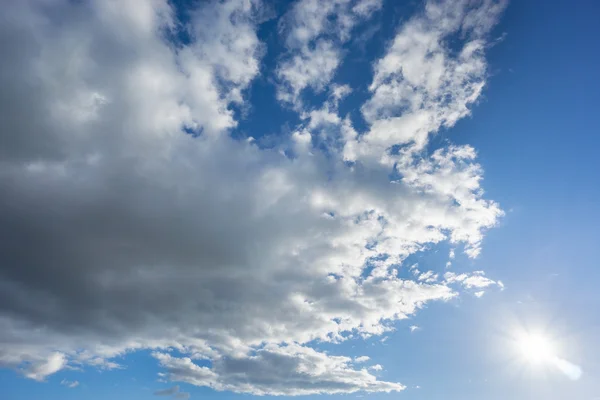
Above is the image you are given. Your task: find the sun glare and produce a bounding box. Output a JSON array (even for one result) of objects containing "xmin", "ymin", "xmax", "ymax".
[{"xmin": 517, "ymin": 332, "xmax": 556, "ymax": 364}]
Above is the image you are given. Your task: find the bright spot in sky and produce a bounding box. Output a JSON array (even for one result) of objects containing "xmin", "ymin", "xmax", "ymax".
[
  {"xmin": 512, "ymin": 330, "xmax": 583, "ymax": 380},
  {"xmin": 517, "ymin": 332, "xmax": 556, "ymax": 365}
]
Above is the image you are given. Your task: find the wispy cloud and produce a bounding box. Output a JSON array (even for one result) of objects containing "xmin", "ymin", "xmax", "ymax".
[
  {"xmin": 61, "ymin": 379, "xmax": 80, "ymax": 388},
  {"xmin": 155, "ymin": 385, "xmax": 190, "ymax": 399}
]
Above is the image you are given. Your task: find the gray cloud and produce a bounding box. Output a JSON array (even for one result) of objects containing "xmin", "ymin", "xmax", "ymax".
[
  {"xmin": 0, "ymin": 0, "xmax": 505, "ymax": 394},
  {"xmin": 154, "ymin": 344, "xmax": 404, "ymax": 395},
  {"xmin": 155, "ymin": 385, "xmax": 190, "ymax": 399},
  {"xmin": 155, "ymin": 386, "xmax": 180, "ymax": 396}
]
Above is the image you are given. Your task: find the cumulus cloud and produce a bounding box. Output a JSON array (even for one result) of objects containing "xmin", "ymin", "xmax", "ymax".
[
  {"xmin": 154, "ymin": 344, "xmax": 403, "ymax": 395},
  {"xmin": 277, "ymin": 0, "xmax": 382, "ymax": 106},
  {"xmin": 0, "ymin": 0, "xmax": 505, "ymax": 395},
  {"xmin": 345, "ymin": 0, "xmax": 507, "ymax": 161},
  {"xmin": 21, "ymin": 353, "xmax": 67, "ymax": 382}
]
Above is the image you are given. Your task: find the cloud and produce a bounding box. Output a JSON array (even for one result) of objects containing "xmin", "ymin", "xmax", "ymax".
[
  {"xmin": 277, "ymin": 0, "xmax": 382, "ymax": 106},
  {"xmin": 277, "ymin": 39, "xmax": 342, "ymax": 105},
  {"xmin": 345, "ymin": 0, "xmax": 507, "ymax": 161},
  {"xmin": 409, "ymin": 325, "xmax": 420, "ymax": 333},
  {"xmin": 155, "ymin": 385, "xmax": 190, "ymax": 399},
  {"xmin": 354, "ymin": 356, "xmax": 370, "ymax": 363},
  {"xmin": 445, "ymin": 271, "xmax": 502, "ymax": 290},
  {"xmin": 21, "ymin": 353, "xmax": 67, "ymax": 382},
  {"xmin": 0, "ymin": 0, "xmax": 505, "ymax": 395},
  {"xmin": 154, "ymin": 344, "xmax": 404, "ymax": 395},
  {"xmin": 418, "ymin": 271, "xmax": 438, "ymax": 283},
  {"xmin": 155, "ymin": 386, "xmax": 180, "ymax": 396},
  {"xmin": 61, "ymin": 379, "xmax": 80, "ymax": 388}
]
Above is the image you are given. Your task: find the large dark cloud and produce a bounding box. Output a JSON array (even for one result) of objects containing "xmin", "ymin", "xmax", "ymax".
[{"xmin": 0, "ymin": 0, "xmax": 505, "ymax": 395}]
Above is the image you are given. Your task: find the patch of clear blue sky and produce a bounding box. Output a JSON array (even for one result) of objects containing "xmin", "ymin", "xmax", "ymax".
[{"xmin": 4, "ymin": 1, "xmax": 599, "ymax": 399}]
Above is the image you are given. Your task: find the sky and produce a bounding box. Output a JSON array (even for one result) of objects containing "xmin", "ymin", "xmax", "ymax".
[{"xmin": 0, "ymin": 0, "xmax": 599, "ymax": 400}]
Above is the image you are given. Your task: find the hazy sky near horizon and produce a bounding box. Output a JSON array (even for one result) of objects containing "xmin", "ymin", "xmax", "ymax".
[{"xmin": 1, "ymin": 1, "xmax": 599, "ymax": 399}]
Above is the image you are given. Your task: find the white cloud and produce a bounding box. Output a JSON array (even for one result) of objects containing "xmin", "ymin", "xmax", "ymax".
[
  {"xmin": 445, "ymin": 271, "xmax": 502, "ymax": 290},
  {"xmin": 277, "ymin": 40, "xmax": 342, "ymax": 104},
  {"xmin": 354, "ymin": 356, "xmax": 370, "ymax": 363},
  {"xmin": 345, "ymin": 0, "xmax": 507, "ymax": 161},
  {"xmin": 330, "ymin": 84, "xmax": 353, "ymax": 105},
  {"xmin": 409, "ymin": 325, "xmax": 420, "ymax": 333},
  {"xmin": 277, "ymin": 0, "xmax": 382, "ymax": 106},
  {"xmin": 22, "ymin": 353, "xmax": 67, "ymax": 382},
  {"xmin": 396, "ymin": 146, "xmax": 503, "ymax": 257},
  {"xmin": 418, "ymin": 271, "xmax": 438, "ymax": 283},
  {"xmin": 0, "ymin": 0, "xmax": 505, "ymax": 395},
  {"xmin": 352, "ymin": 0, "xmax": 383, "ymax": 18},
  {"xmin": 61, "ymin": 379, "xmax": 80, "ymax": 388},
  {"xmin": 154, "ymin": 344, "xmax": 404, "ymax": 395}
]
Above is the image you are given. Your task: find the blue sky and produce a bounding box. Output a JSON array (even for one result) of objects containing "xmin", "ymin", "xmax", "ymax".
[{"xmin": 1, "ymin": 0, "xmax": 599, "ymax": 400}]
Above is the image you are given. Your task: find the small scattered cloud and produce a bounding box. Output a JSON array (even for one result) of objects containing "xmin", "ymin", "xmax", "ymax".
[
  {"xmin": 418, "ymin": 271, "xmax": 438, "ymax": 283},
  {"xmin": 154, "ymin": 385, "xmax": 190, "ymax": 399},
  {"xmin": 22, "ymin": 353, "xmax": 67, "ymax": 382},
  {"xmin": 277, "ymin": 0, "xmax": 382, "ymax": 107},
  {"xmin": 445, "ymin": 271, "xmax": 503, "ymax": 292},
  {"xmin": 61, "ymin": 379, "xmax": 79, "ymax": 388}
]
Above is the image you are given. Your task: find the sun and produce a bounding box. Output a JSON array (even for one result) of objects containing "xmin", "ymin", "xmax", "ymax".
[
  {"xmin": 503, "ymin": 324, "xmax": 582, "ymax": 380},
  {"xmin": 516, "ymin": 332, "xmax": 556, "ymax": 365}
]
